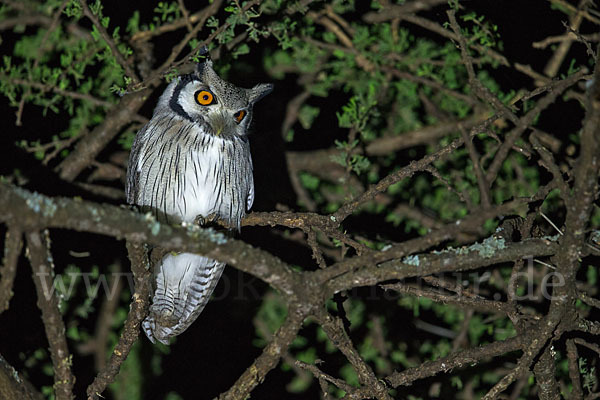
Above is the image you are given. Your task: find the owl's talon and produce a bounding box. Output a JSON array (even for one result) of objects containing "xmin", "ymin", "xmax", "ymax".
[{"xmin": 194, "ymin": 213, "xmax": 218, "ymax": 227}]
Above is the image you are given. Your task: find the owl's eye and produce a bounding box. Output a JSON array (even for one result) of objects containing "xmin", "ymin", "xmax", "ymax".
[
  {"xmin": 195, "ymin": 90, "xmax": 215, "ymax": 106},
  {"xmin": 233, "ymin": 110, "xmax": 246, "ymax": 124}
]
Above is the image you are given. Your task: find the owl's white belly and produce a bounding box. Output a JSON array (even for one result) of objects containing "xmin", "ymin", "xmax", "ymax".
[{"xmin": 176, "ymin": 146, "xmax": 223, "ymax": 223}]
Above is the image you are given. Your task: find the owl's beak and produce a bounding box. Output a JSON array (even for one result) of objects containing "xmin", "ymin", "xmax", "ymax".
[{"xmin": 208, "ymin": 110, "xmax": 228, "ymax": 136}]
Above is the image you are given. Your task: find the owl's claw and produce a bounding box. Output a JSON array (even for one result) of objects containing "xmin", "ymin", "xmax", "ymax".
[{"xmin": 194, "ymin": 213, "xmax": 218, "ymax": 227}]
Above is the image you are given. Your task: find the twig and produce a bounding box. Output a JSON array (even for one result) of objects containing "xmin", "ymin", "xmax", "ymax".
[
  {"xmin": 573, "ymin": 338, "xmax": 600, "ymax": 357},
  {"xmin": 176, "ymin": 0, "xmax": 193, "ymax": 32},
  {"xmin": 307, "ymin": 229, "xmax": 327, "ymax": 268},
  {"xmin": 77, "ymin": 265, "xmax": 124, "ymax": 372},
  {"xmin": 447, "ymin": 10, "xmax": 519, "ymax": 126},
  {"xmin": 0, "ymin": 14, "xmax": 51, "ymax": 30},
  {"xmin": 22, "ymin": 133, "xmax": 81, "ymax": 166},
  {"xmin": 365, "ymin": 112, "xmax": 490, "ymax": 156},
  {"xmin": 424, "ymin": 165, "xmax": 470, "ymax": 207},
  {"xmin": 547, "ymin": 0, "xmax": 600, "ymax": 24},
  {"xmin": 391, "ymin": 204, "xmax": 443, "ymax": 230},
  {"xmin": 423, "ymin": 275, "xmax": 479, "ymax": 298},
  {"xmin": 533, "ymin": 32, "xmax": 600, "ymax": 49},
  {"xmin": 381, "ymin": 283, "xmax": 514, "ymax": 315},
  {"xmin": 296, "ymin": 360, "xmax": 356, "ymax": 393},
  {"xmin": 562, "ymin": 20, "xmax": 597, "ymax": 58},
  {"xmin": 15, "ymin": 0, "xmax": 69, "ymax": 126},
  {"xmin": 128, "ymin": 0, "xmax": 249, "ymax": 92},
  {"xmin": 579, "ymin": 291, "xmax": 600, "ymax": 309},
  {"xmin": 155, "ymin": 0, "xmax": 227, "ymax": 76},
  {"xmin": 509, "ymin": 377, "xmax": 529, "ymax": 400},
  {"xmin": 386, "ymin": 334, "xmax": 526, "ymax": 387},
  {"xmin": 485, "ymin": 70, "xmax": 588, "ymax": 185},
  {"xmin": 382, "ymin": 67, "xmax": 479, "ymax": 107},
  {"xmin": 543, "ymin": 2, "xmax": 586, "ymax": 78},
  {"xmin": 307, "ymin": 11, "xmax": 374, "ymax": 72},
  {"xmin": 328, "ymin": 233, "xmax": 559, "ymax": 294},
  {"xmin": 452, "ymin": 309, "xmax": 473, "ymax": 351},
  {"xmin": 481, "ymin": 314, "xmax": 561, "ymax": 400},
  {"xmin": 362, "ymin": 0, "xmax": 448, "ymax": 23},
  {"xmin": 79, "ymin": 0, "xmax": 139, "ymax": 84},
  {"xmin": 130, "ymin": 2, "xmax": 220, "ymax": 42},
  {"xmin": 514, "ymin": 63, "xmax": 552, "ymax": 85},
  {"xmin": 566, "ymin": 339, "xmax": 584, "ymax": 400},
  {"xmin": 397, "ymin": 14, "xmax": 509, "ymax": 66},
  {"xmin": 6, "ymin": 77, "xmax": 113, "ymax": 108},
  {"xmin": 331, "ymin": 110, "xmax": 502, "ymax": 223},
  {"xmin": 26, "ymin": 230, "xmax": 75, "ymax": 400},
  {"xmin": 460, "ymin": 125, "xmax": 491, "ymax": 207},
  {"xmin": 76, "ymin": 182, "xmax": 125, "ymax": 200},
  {"xmin": 533, "ymin": 259, "xmax": 556, "ymax": 270},
  {"xmin": 529, "ymin": 132, "xmax": 569, "ymax": 195},
  {"xmin": 280, "ymin": 90, "xmax": 311, "ymax": 139},
  {"xmin": 333, "ymin": 135, "xmax": 464, "ymax": 222},
  {"xmin": 217, "ymin": 305, "xmax": 306, "ymax": 400},
  {"xmin": 315, "ymin": 309, "xmax": 392, "ymax": 400},
  {"xmin": 540, "ymin": 212, "xmax": 564, "ymax": 236}
]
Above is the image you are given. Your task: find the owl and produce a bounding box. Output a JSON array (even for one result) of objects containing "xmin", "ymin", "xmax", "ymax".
[{"xmin": 125, "ymin": 55, "xmax": 273, "ymax": 344}]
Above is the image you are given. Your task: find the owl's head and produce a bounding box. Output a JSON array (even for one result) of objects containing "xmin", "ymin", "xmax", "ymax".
[{"xmin": 157, "ymin": 58, "xmax": 273, "ymax": 139}]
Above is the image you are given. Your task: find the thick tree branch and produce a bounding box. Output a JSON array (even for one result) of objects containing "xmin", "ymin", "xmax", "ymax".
[
  {"xmin": 0, "ymin": 182, "xmax": 299, "ymax": 297},
  {"xmin": 0, "ymin": 228, "xmax": 22, "ymax": 314},
  {"xmin": 26, "ymin": 231, "xmax": 74, "ymax": 400},
  {"xmin": 0, "ymin": 354, "xmax": 44, "ymax": 400},
  {"xmin": 56, "ymin": 90, "xmax": 151, "ymax": 181}
]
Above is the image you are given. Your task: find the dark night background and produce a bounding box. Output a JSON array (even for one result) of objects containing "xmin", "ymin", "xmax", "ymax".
[{"xmin": 0, "ymin": 1, "xmax": 594, "ymax": 399}]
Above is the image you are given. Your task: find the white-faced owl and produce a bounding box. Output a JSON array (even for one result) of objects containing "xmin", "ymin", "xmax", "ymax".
[{"xmin": 126, "ymin": 54, "xmax": 272, "ymax": 344}]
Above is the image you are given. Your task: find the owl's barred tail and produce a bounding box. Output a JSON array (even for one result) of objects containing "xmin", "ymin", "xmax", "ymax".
[{"xmin": 142, "ymin": 252, "xmax": 225, "ymax": 345}]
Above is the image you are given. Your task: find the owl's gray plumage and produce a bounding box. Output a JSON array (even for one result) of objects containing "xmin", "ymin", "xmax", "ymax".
[{"xmin": 125, "ymin": 55, "xmax": 272, "ymax": 344}]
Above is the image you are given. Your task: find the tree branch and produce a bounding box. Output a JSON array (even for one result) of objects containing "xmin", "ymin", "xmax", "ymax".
[
  {"xmin": 0, "ymin": 182, "xmax": 299, "ymax": 297},
  {"xmin": 0, "ymin": 354, "xmax": 44, "ymax": 400},
  {"xmin": 26, "ymin": 230, "xmax": 74, "ymax": 400},
  {"xmin": 217, "ymin": 304, "xmax": 306, "ymax": 400},
  {"xmin": 86, "ymin": 241, "xmax": 151, "ymax": 400},
  {"xmin": 386, "ymin": 334, "xmax": 526, "ymax": 387},
  {"xmin": 0, "ymin": 228, "xmax": 22, "ymax": 314},
  {"xmin": 78, "ymin": 0, "xmax": 139, "ymax": 84},
  {"xmin": 56, "ymin": 89, "xmax": 151, "ymax": 181}
]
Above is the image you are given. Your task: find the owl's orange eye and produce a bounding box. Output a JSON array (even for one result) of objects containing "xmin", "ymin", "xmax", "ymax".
[
  {"xmin": 195, "ymin": 90, "xmax": 214, "ymax": 106},
  {"xmin": 234, "ymin": 110, "xmax": 246, "ymax": 124}
]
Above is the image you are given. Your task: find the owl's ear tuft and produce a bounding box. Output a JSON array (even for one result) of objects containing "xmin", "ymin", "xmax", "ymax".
[
  {"xmin": 248, "ymin": 83, "xmax": 274, "ymax": 104},
  {"xmin": 198, "ymin": 45, "xmax": 209, "ymax": 57},
  {"xmin": 195, "ymin": 59, "xmax": 213, "ymax": 78},
  {"xmin": 195, "ymin": 48, "xmax": 213, "ymax": 79}
]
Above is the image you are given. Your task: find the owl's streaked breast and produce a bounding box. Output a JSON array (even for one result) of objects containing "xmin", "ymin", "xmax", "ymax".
[{"xmin": 132, "ymin": 116, "xmax": 253, "ymax": 227}]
